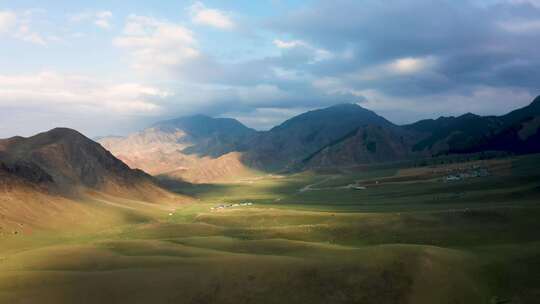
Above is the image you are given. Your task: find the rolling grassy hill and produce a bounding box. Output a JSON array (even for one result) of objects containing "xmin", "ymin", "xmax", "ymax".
[{"xmin": 1, "ymin": 153, "xmax": 539, "ymax": 303}]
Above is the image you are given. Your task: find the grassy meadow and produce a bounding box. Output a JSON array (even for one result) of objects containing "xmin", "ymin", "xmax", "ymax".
[{"xmin": 1, "ymin": 154, "xmax": 540, "ymax": 303}]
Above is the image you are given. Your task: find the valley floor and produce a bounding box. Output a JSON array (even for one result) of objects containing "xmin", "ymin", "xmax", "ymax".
[{"xmin": 1, "ymin": 154, "xmax": 540, "ymax": 303}]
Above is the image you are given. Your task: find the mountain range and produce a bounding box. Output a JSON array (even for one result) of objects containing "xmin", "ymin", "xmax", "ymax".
[
  {"xmin": 98, "ymin": 115, "xmax": 257, "ymax": 183},
  {"xmin": 1, "ymin": 96, "xmax": 538, "ymax": 231},
  {"xmin": 99, "ymin": 96, "xmax": 540, "ymax": 179}
]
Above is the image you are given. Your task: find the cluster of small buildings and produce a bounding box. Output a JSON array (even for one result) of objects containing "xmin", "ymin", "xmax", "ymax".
[
  {"xmin": 444, "ymin": 167, "xmax": 490, "ymax": 182},
  {"xmin": 211, "ymin": 202, "xmax": 253, "ymax": 210}
]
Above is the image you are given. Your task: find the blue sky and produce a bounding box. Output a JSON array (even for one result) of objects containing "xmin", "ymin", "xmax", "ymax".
[{"xmin": 1, "ymin": 0, "xmax": 540, "ymax": 137}]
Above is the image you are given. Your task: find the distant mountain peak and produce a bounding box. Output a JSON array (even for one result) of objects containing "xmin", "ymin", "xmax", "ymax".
[
  {"xmin": 275, "ymin": 102, "xmax": 390, "ymax": 128},
  {"xmin": 42, "ymin": 127, "xmax": 85, "ymax": 138},
  {"xmin": 459, "ymin": 112, "xmax": 480, "ymax": 119},
  {"xmin": 325, "ymin": 102, "xmax": 376, "ymax": 112},
  {"xmin": 9, "ymin": 128, "xmax": 90, "ymax": 150},
  {"xmin": 152, "ymin": 114, "xmax": 253, "ymax": 131},
  {"xmin": 243, "ymin": 101, "xmax": 395, "ymax": 171}
]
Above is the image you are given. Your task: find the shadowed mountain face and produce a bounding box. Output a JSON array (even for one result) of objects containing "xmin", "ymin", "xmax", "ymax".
[
  {"xmin": 465, "ymin": 96, "xmax": 540, "ymax": 154},
  {"xmin": 403, "ymin": 96, "xmax": 540, "ymax": 156},
  {"xmin": 501, "ymin": 96, "xmax": 540, "ymax": 127},
  {"xmin": 0, "ymin": 128, "xmax": 163, "ymax": 197},
  {"xmin": 152, "ymin": 115, "xmax": 256, "ymax": 157},
  {"xmin": 404, "ymin": 114, "xmax": 504, "ymax": 154},
  {"xmin": 242, "ymin": 103, "xmax": 395, "ymax": 171},
  {"xmin": 101, "ymin": 105, "xmax": 396, "ymax": 177},
  {"xmin": 469, "ymin": 116, "xmax": 540, "ymax": 154},
  {"xmin": 303, "ymin": 125, "xmax": 420, "ymax": 168},
  {"xmin": 100, "ymin": 97, "xmax": 540, "ymax": 176},
  {"xmin": 305, "ymin": 97, "xmax": 540, "ymax": 168}
]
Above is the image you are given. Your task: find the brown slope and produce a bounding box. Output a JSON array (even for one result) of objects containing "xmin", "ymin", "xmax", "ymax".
[
  {"xmin": 0, "ymin": 128, "xmax": 191, "ymax": 211},
  {"xmin": 98, "ymin": 127, "xmax": 196, "ymax": 176},
  {"xmin": 0, "ymin": 128, "xmax": 149, "ymax": 189},
  {"xmin": 0, "ymin": 128, "xmax": 194, "ymax": 234},
  {"xmin": 99, "ymin": 127, "xmax": 258, "ymax": 183},
  {"xmin": 0, "ymin": 168, "xmax": 100, "ymax": 234},
  {"xmin": 164, "ymin": 152, "xmax": 258, "ymax": 183}
]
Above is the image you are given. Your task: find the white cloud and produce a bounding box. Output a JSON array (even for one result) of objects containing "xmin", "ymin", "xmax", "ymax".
[
  {"xmin": 95, "ymin": 11, "xmax": 113, "ymax": 29},
  {"xmin": 389, "ymin": 57, "xmax": 435, "ymax": 74},
  {"xmin": 273, "ymin": 39, "xmax": 334, "ymax": 62},
  {"xmin": 273, "ymin": 39, "xmax": 307, "ymax": 49},
  {"xmin": 188, "ymin": 2, "xmax": 235, "ymax": 30},
  {"xmin": 505, "ymin": 0, "xmax": 540, "ymax": 7},
  {"xmin": 0, "ymin": 10, "xmax": 49, "ymax": 45},
  {"xmin": 499, "ymin": 19, "xmax": 540, "ymax": 32},
  {"xmin": 353, "ymin": 86, "xmax": 535, "ymax": 124},
  {"xmin": 69, "ymin": 10, "xmax": 113, "ymax": 29},
  {"xmin": 13, "ymin": 24, "xmax": 46, "ymax": 45},
  {"xmin": 0, "ymin": 11, "xmax": 16, "ymax": 32},
  {"xmin": 114, "ymin": 15, "xmax": 199, "ymax": 73},
  {"xmin": 272, "ymin": 67, "xmax": 308, "ymax": 81},
  {"xmin": 0, "ymin": 71, "xmax": 167, "ymax": 114},
  {"xmin": 313, "ymin": 49, "xmax": 334, "ymax": 62},
  {"xmin": 353, "ymin": 56, "xmax": 438, "ymax": 81},
  {"xmin": 312, "ymin": 58, "xmax": 438, "ymax": 101},
  {"xmin": 312, "ymin": 76, "xmax": 365, "ymax": 98}
]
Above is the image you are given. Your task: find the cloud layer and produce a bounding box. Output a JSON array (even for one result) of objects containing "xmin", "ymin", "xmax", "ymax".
[
  {"xmin": 188, "ymin": 2, "xmax": 235, "ymax": 30},
  {"xmin": 1, "ymin": 1, "xmax": 539, "ymax": 137}
]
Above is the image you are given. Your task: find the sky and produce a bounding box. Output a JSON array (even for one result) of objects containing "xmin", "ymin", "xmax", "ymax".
[{"xmin": 1, "ymin": 0, "xmax": 540, "ymax": 137}]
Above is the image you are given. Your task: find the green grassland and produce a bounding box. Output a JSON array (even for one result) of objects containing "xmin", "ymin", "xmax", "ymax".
[{"xmin": 1, "ymin": 155, "xmax": 540, "ymax": 303}]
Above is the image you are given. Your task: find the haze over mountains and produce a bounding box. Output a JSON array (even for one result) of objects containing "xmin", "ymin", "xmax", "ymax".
[{"xmin": 98, "ymin": 96, "xmax": 540, "ymax": 180}]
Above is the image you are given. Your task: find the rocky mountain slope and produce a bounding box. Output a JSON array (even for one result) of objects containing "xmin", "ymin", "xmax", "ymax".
[
  {"xmin": 303, "ymin": 125, "xmax": 421, "ymax": 168},
  {"xmin": 151, "ymin": 114, "xmax": 256, "ymax": 157},
  {"xmin": 98, "ymin": 115, "xmax": 257, "ymax": 183},
  {"xmin": 403, "ymin": 96, "xmax": 540, "ymax": 155},
  {"xmin": 297, "ymin": 96, "xmax": 540, "ymax": 168},
  {"xmin": 163, "ymin": 152, "xmax": 257, "ymax": 184},
  {"xmin": 242, "ymin": 103, "xmax": 395, "ymax": 171},
  {"xmin": 0, "ymin": 128, "xmax": 189, "ymax": 233},
  {"xmin": 0, "ymin": 128, "xmax": 177, "ymax": 201},
  {"xmin": 99, "ymin": 96, "xmax": 540, "ymax": 176}
]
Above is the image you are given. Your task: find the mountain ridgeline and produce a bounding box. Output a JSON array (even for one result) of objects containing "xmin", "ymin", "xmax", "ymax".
[
  {"xmin": 98, "ymin": 96, "xmax": 540, "ymax": 178},
  {"xmin": 98, "ymin": 115, "xmax": 258, "ymax": 183},
  {"xmin": 303, "ymin": 97, "xmax": 540, "ymax": 168},
  {"xmin": 241, "ymin": 104, "xmax": 396, "ymax": 171},
  {"xmin": 0, "ymin": 128, "xmax": 174, "ymax": 202},
  {"xmin": 151, "ymin": 115, "xmax": 256, "ymax": 157}
]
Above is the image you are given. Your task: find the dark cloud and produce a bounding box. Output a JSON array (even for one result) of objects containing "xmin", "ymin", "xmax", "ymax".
[
  {"xmin": 264, "ymin": 0, "xmax": 540, "ymax": 96},
  {"xmin": 3, "ymin": 1, "xmax": 540, "ymax": 137},
  {"xmin": 101, "ymin": 0, "xmax": 540, "ymax": 133}
]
